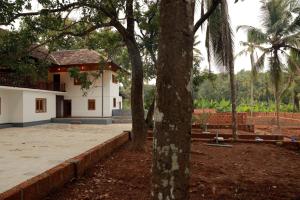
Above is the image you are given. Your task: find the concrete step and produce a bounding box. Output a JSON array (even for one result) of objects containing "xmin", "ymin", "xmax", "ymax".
[
  {"xmin": 112, "ymin": 119, "xmax": 132, "ymax": 124},
  {"xmin": 112, "ymin": 116, "xmax": 132, "ymax": 120},
  {"xmin": 0, "ymin": 123, "xmax": 13, "ymax": 129},
  {"xmin": 51, "ymin": 118, "xmax": 112, "ymax": 125}
]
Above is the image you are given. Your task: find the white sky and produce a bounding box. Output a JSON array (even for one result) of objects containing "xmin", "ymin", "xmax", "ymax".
[{"xmin": 2, "ymin": 0, "xmax": 264, "ymax": 73}]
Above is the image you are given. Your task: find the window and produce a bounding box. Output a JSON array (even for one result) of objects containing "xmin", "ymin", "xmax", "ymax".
[
  {"xmin": 36, "ymin": 98, "xmax": 47, "ymax": 113},
  {"xmin": 74, "ymin": 77, "xmax": 81, "ymax": 85},
  {"xmin": 88, "ymin": 99, "xmax": 96, "ymax": 110},
  {"xmin": 113, "ymin": 98, "xmax": 116, "ymax": 108},
  {"xmin": 112, "ymin": 74, "xmax": 118, "ymax": 84}
]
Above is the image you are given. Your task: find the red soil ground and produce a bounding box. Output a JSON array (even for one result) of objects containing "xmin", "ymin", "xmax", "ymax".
[{"xmin": 46, "ymin": 141, "xmax": 300, "ymax": 200}]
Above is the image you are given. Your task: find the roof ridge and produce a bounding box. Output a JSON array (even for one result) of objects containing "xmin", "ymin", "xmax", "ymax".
[{"xmin": 53, "ymin": 48, "xmax": 96, "ymax": 52}]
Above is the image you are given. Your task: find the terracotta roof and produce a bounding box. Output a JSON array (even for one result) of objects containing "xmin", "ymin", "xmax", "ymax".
[
  {"xmin": 50, "ymin": 49, "xmax": 104, "ymax": 66},
  {"xmin": 28, "ymin": 45, "xmax": 52, "ymax": 61},
  {"xmin": 49, "ymin": 49, "xmax": 128, "ymax": 73}
]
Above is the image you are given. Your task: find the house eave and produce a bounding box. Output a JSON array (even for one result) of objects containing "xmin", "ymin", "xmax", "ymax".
[{"xmin": 0, "ymin": 85, "xmax": 66, "ymax": 94}]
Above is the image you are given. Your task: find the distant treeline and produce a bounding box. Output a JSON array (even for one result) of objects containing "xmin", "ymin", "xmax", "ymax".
[{"xmin": 193, "ymin": 70, "xmax": 300, "ymax": 112}]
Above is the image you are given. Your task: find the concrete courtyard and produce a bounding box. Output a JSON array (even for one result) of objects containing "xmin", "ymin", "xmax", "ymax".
[{"xmin": 0, "ymin": 123, "xmax": 131, "ymax": 193}]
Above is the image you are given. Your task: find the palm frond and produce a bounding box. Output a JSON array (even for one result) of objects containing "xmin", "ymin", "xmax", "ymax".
[
  {"xmin": 283, "ymin": 14, "xmax": 300, "ymax": 35},
  {"xmin": 288, "ymin": 48, "xmax": 300, "ymax": 72},
  {"xmin": 283, "ymin": 32, "xmax": 300, "ymax": 48},
  {"xmin": 205, "ymin": 25, "xmax": 212, "ymax": 72},
  {"xmin": 205, "ymin": 0, "xmax": 234, "ymax": 72},
  {"xmin": 269, "ymin": 51, "xmax": 283, "ymax": 92},
  {"xmin": 255, "ymin": 51, "xmax": 267, "ymax": 71},
  {"xmin": 237, "ymin": 25, "xmax": 267, "ymax": 44},
  {"xmin": 235, "ymin": 49, "xmax": 248, "ymax": 59}
]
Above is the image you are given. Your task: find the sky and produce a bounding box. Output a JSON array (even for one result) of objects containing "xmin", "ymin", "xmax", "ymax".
[
  {"xmin": 2, "ymin": 0, "xmax": 264, "ymax": 73},
  {"xmin": 195, "ymin": 0, "xmax": 263, "ymax": 73},
  {"xmin": 223, "ymin": 0, "xmax": 263, "ymax": 72}
]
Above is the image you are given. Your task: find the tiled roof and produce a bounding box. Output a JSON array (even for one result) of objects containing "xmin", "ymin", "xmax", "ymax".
[
  {"xmin": 28, "ymin": 45, "xmax": 52, "ymax": 61},
  {"xmin": 49, "ymin": 49, "xmax": 104, "ymax": 66}
]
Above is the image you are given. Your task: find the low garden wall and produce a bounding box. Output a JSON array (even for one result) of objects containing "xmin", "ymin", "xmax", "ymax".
[
  {"xmin": 193, "ymin": 112, "xmax": 248, "ymax": 126},
  {"xmin": 192, "ymin": 112, "xmax": 253, "ymax": 132},
  {"xmin": 248, "ymin": 112, "xmax": 300, "ymax": 119}
]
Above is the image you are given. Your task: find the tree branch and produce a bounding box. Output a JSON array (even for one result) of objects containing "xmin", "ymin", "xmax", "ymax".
[
  {"xmin": 1, "ymin": 2, "xmax": 81, "ymax": 25},
  {"xmin": 126, "ymin": 0, "xmax": 135, "ymax": 37},
  {"xmin": 193, "ymin": 0, "xmax": 221, "ymax": 34}
]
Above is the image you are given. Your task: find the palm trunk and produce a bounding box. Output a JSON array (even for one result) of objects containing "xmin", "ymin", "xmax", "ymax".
[
  {"xmin": 152, "ymin": 0, "xmax": 195, "ymax": 199},
  {"xmin": 125, "ymin": 40, "xmax": 147, "ymax": 151},
  {"xmin": 294, "ymin": 91, "xmax": 299, "ymax": 112},
  {"xmin": 250, "ymin": 80, "xmax": 254, "ymax": 117},
  {"xmin": 250, "ymin": 53, "xmax": 255, "ymax": 118},
  {"xmin": 275, "ymin": 91, "xmax": 280, "ymax": 127},
  {"xmin": 229, "ymin": 66, "xmax": 238, "ymax": 140}
]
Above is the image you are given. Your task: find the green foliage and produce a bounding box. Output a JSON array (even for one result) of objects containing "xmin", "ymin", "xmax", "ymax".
[
  {"xmin": 68, "ymin": 67, "xmax": 101, "ymax": 96},
  {"xmin": 194, "ymin": 98, "xmax": 231, "ymax": 112},
  {"xmin": 194, "ymin": 69, "xmax": 300, "ymax": 112},
  {"xmin": 144, "ymin": 85, "xmax": 155, "ymax": 110},
  {"xmin": 0, "ymin": 28, "xmax": 49, "ymax": 81},
  {"xmin": 194, "ymin": 98, "xmax": 295, "ymax": 112},
  {"xmin": 237, "ymin": 0, "xmax": 300, "ymax": 118}
]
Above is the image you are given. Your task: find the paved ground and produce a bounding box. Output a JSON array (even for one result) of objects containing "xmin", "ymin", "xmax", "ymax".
[{"xmin": 0, "ymin": 123, "xmax": 131, "ymax": 193}]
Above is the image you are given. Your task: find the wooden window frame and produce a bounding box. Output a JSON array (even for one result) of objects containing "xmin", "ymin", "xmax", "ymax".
[
  {"xmin": 88, "ymin": 99, "xmax": 96, "ymax": 110},
  {"xmin": 36, "ymin": 98, "xmax": 47, "ymax": 113},
  {"xmin": 112, "ymin": 74, "xmax": 118, "ymax": 84}
]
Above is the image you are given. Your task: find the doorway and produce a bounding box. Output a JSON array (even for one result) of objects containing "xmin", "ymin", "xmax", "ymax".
[
  {"xmin": 56, "ymin": 95, "xmax": 64, "ymax": 118},
  {"xmin": 63, "ymin": 100, "xmax": 72, "ymax": 117},
  {"xmin": 53, "ymin": 74, "xmax": 61, "ymax": 91}
]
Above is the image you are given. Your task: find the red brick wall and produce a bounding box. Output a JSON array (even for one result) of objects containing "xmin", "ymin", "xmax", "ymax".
[
  {"xmin": 249, "ymin": 112, "xmax": 300, "ymax": 119},
  {"xmin": 193, "ymin": 112, "xmax": 247, "ymax": 125},
  {"xmin": 193, "ymin": 109, "xmax": 217, "ymax": 114}
]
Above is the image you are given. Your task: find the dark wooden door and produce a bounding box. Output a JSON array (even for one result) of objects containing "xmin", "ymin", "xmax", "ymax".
[
  {"xmin": 53, "ymin": 74, "xmax": 61, "ymax": 91},
  {"xmin": 63, "ymin": 100, "xmax": 72, "ymax": 117},
  {"xmin": 56, "ymin": 95, "xmax": 64, "ymax": 118}
]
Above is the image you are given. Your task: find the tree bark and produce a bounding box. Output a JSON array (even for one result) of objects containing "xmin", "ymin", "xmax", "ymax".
[
  {"xmin": 145, "ymin": 97, "xmax": 155, "ymax": 128},
  {"xmin": 152, "ymin": 0, "xmax": 195, "ymax": 199},
  {"xmin": 125, "ymin": 39, "xmax": 147, "ymax": 151}
]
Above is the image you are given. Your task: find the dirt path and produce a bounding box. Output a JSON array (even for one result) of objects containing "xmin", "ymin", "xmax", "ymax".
[{"xmin": 46, "ymin": 141, "xmax": 300, "ymax": 200}]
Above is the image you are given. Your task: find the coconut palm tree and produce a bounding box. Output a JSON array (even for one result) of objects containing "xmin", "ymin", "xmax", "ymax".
[
  {"xmin": 238, "ymin": 0, "xmax": 300, "ymax": 126},
  {"xmin": 287, "ymin": 48, "xmax": 300, "ymax": 111},
  {"xmin": 236, "ymin": 34, "xmax": 264, "ymax": 117},
  {"xmin": 204, "ymin": 0, "xmax": 238, "ymax": 139}
]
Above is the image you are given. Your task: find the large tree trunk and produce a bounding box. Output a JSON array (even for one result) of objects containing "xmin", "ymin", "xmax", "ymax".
[
  {"xmin": 145, "ymin": 97, "xmax": 155, "ymax": 128},
  {"xmin": 126, "ymin": 39, "xmax": 147, "ymax": 151},
  {"xmin": 229, "ymin": 66, "xmax": 238, "ymax": 140},
  {"xmin": 152, "ymin": 0, "xmax": 195, "ymax": 199}
]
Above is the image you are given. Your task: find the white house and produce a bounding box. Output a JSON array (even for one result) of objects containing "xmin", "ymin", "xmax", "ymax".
[{"xmin": 0, "ymin": 49, "xmax": 125, "ymax": 127}]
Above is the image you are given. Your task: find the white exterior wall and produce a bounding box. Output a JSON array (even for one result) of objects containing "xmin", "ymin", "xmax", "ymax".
[
  {"xmin": 49, "ymin": 70, "xmax": 122, "ymax": 117},
  {"xmin": 110, "ymin": 71, "xmax": 123, "ymax": 110},
  {"xmin": 22, "ymin": 91, "xmax": 56, "ymax": 123},
  {"xmin": 0, "ymin": 87, "xmax": 59, "ymax": 124}
]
